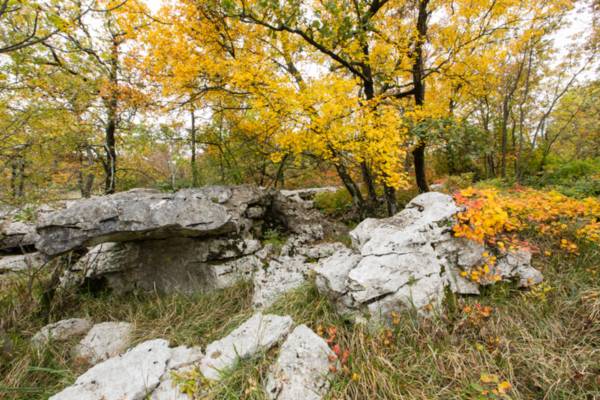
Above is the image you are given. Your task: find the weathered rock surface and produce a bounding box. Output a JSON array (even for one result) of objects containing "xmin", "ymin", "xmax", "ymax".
[
  {"xmin": 150, "ymin": 366, "xmax": 195, "ymax": 400},
  {"xmin": 495, "ymin": 249, "xmax": 543, "ymax": 287},
  {"xmin": 265, "ymin": 325, "xmax": 335, "ymax": 400},
  {"xmin": 151, "ymin": 346, "xmax": 204, "ymax": 400},
  {"xmin": 200, "ymin": 313, "xmax": 293, "ymax": 381},
  {"xmin": 60, "ymin": 238, "xmax": 263, "ymax": 294},
  {"xmin": 36, "ymin": 186, "xmax": 271, "ymax": 256},
  {"xmin": 0, "ymin": 220, "xmax": 39, "ymax": 253},
  {"xmin": 73, "ymin": 321, "xmax": 133, "ymax": 365},
  {"xmin": 253, "ymin": 242, "xmax": 348, "ymax": 309},
  {"xmin": 0, "ymin": 252, "xmax": 45, "ymax": 274},
  {"xmin": 252, "ymin": 256, "xmax": 309, "ymax": 309},
  {"xmin": 279, "ymin": 187, "xmax": 337, "ymax": 204},
  {"xmin": 31, "ymin": 318, "xmax": 93, "ymax": 346},
  {"xmin": 272, "ymin": 190, "xmax": 328, "ymax": 239},
  {"xmin": 314, "ymin": 192, "xmax": 543, "ymax": 321},
  {"xmin": 50, "ymin": 339, "xmax": 173, "ymax": 400},
  {"xmin": 21, "ymin": 185, "xmax": 344, "ymax": 297}
]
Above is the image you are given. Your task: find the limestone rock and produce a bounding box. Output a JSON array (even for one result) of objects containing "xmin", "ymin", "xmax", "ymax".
[
  {"xmin": 495, "ymin": 249, "xmax": 543, "ymax": 287},
  {"xmin": 31, "ymin": 318, "xmax": 93, "ymax": 346},
  {"xmin": 314, "ymin": 192, "xmax": 543, "ymax": 321},
  {"xmin": 271, "ymin": 192, "xmax": 325, "ymax": 240},
  {"xmin": 73, "ymin": 321, "xmax": 133, "ymax": 365},
  {"xmin": 296, "ymin": 242, "xmax": 347, "ymax": 260},
  {"xmin": 150, "ymin": 366, "xmax": 195, "ymax": 400},
  {"xmin": 0, "ymin": 220, "xmax": 39, "ymax": 253},
  {"xmin": 50, "ymin": 339, "xmax": 173, "ymax": 400},
  {"xmin": 60, "ymin": 238, "xmax": 262, "ymax": 294},
  {"xmin": 151, "ymin": 346, "xmax": 204, "ymax": 400},
  {"xmin": 36, "ymin": 186, "xmax": 271, "ymax": 256},
  {"xmin": 252, "ymin": 256, "xmax": 311, "ymax": 309},
  {"xmin": 279, "ymin": 187, "xmax": 338, "ymax": 204},
  {"xmin": 0, "ymin": 252, "xmax": 45, "ymax": 274},
  {"xmin": 314, "ymin": 249, "xmax": 361, "ymax": 305},
  {"xmin": 200, "ymin": 313, "xmax": 293, "ymax": 381},
  {"xmin": 265, "ymin": 325, "xmax": 335, "ymax": 400}
]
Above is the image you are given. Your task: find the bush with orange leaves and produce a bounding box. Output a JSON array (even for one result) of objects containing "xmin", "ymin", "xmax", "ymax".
[{"xmin": 453, "ymin": 187, "xmax": 600, "ymax": 255}]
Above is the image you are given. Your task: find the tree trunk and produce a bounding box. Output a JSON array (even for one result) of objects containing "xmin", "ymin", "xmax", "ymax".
[
  {"xmin": 384, "ymin": 184, "xmax": 397, "ymax": 215},
  {"xmin": 78, "ymin": 147, "xmax": 95, "ymax": 198},
  {"xmin": 11, "ymin": 155, "xmax": 25, "ymax": 199},
  {"xmin": 190, "ymin": 109, "xmax": 199, "ymax": 187},
  {"xmin": 411, "ymin": 0, "xmax": 430, "ymax": 193},
  {"xmin": 334, "ymin": 162, "xmax": 366, "ymax": 216},
  {"xmin": 360, "ymin": 161, "xmax": 378, "ymax": 206},
  {"xmin": 104, "ymin": 39, "xmax": 119, "ymax": 194},
  {"xmin": 413, "ymin": 144, "xmax": 429, "ymax": 193}
]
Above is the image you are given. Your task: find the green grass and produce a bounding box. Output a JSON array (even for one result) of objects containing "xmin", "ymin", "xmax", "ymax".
[{"xmin": 1, "ymin": 236, "xmax": 599, "ymax": 399}]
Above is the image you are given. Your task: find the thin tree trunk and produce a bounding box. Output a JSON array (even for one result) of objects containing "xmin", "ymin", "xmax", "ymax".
[
  {"xmin": 190, "ymin": 109, "xmax": 199, "ymax": 187},
  {"xmin": 104, "ymin": 39, "xmax": 119, "ymax": 194},
  {"xmin": 384, "ymin": 184, "xmax": 397, "ymax": 215},
  {"xmin": 411, "ymin": 0, "xmax": 430, "ymax": 193},
  {"xmin": 360, "ymin": 161, "xmax": 378, "ymax": 206},
  {"xmin": 412, "ymin": 144, "xmax": 428, "ymax": 193}
]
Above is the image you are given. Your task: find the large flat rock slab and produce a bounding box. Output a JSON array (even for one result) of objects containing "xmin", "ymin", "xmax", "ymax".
[{"xmin": 36, "ymin": 186, "xmax": 271, "ymax": 256}]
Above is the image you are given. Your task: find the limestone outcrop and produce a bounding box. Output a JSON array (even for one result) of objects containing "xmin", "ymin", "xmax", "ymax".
[{"xmin": 314, "ymin": 192, "xmax": 543, "ymax": 321}]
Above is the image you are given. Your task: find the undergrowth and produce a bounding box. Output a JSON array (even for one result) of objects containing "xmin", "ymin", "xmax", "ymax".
[{"xmin": 0, "ymin": 236, "xmax": 598, "ymax": 399}]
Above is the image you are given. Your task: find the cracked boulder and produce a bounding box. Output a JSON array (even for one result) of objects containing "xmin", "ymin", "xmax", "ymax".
[
  {"xmin": 314, "ymin": 192, "xmax": 543, "ymax": 321},
  {"xmin": 50, "ymin": 339, "xmax": 197, "ymax": 400},
  {"xmin": 199, "ymin": 313, "xmax": 293, "ymax": 381},
  {"xmin": 72, "ymin": 322, "xmax": 133, "ymax": 365},
  {"xmin": 265, "ymin": 324, "xmax": 335, "ymax": 400},
  {"xmin": 253, "ymin": 242, "xmax": 347, "ymax": 309},
  {"xmin": 36, "ymin": 186, "xmax": 271, "ymax": 256}
]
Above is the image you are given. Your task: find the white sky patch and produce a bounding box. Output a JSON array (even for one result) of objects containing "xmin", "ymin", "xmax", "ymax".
[{"xmin": 144, "ymin": 0, "xmax": 163, "ymax": 13}]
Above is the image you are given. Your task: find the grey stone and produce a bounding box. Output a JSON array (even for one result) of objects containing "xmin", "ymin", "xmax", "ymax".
[
  {"xmin": 60, "ymin": 238, "xmax": 262, "ymax": 294},
  {"xmin": 265, "ymin": 325, "xmax": 335, "ymax": 400},
  {"xmin": 0, "ymin": 220, "xmax": 39, "ymax": 253},
  {"xmin": 252, "ymin": 256, "xmax": 310, "ymax": 309},
  {"xmin": 314, "ymin": 192, "xmax": 543, "ymax": 321},
  {"xmin": 495, "ymin": 249, "xmax": 543, "ymax": 287},
  {"xmin": 36, "ymin": 186, "xmax": 271, "ymax": 256},
  {"xmin": 314, "ymin": 249, "xmax": 361, "ymax": 304},
  {"xmin": 73, "ymin": 322, "xmax": 133, "ymax": 365},
  {"xmin": 151, "ymin": 366, "xmax": 195, "ymax": 400},
  {"xmin": 151, "ymin": 346, "xmax": 204, "ymax": 400},
  {"xmin": 31, "ymin": 318, "xmax": 93, "ymax": 346},
  {"xmin": 0, "ymin": 252, "xmax": 45, "ymax": 274},
  {"xmin": 50, "ymin": 339, "xmax": 173, "ymax": 400},
  {"xmin": 199, "ymin": 313, "xmax": 293, "ymax": 381}
]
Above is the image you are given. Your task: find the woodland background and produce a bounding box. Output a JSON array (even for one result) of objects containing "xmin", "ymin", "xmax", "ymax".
[{"xmin": 0, "ymin": 0, "xmax": 598, "ymax": 215}]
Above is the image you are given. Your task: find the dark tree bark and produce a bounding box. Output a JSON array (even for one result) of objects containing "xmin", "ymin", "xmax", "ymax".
[
  {"xmin": 190, "ymin": 109, "xmax": 199, "ymax": 187},
  {"xmin": 411, "ymin": 0, "xmax": 430, "ymax": 193},
  {"xmin": 103, "ymin": 39, "xmax": 119, "ymax": 194}
]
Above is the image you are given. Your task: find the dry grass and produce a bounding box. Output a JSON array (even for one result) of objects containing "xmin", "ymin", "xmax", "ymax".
[{"xmin": 0, "ymin": 237, "xmax": 598, "ymax": 399}]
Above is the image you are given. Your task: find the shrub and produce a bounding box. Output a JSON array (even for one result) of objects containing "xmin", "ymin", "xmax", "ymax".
[{"xmin": 314, "ymin": 189, "xmax": 353, "ymax": 217}]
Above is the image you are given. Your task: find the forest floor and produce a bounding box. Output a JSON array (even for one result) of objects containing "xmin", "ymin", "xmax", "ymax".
[{"xmin": 0, "ymin": 193, "xmax": 599, "ymax": 400}]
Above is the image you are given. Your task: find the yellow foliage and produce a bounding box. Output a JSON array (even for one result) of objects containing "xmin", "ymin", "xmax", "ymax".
[{"xmin": 453, "ymin": 187, "xmax": 600, "ymax": 254}]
